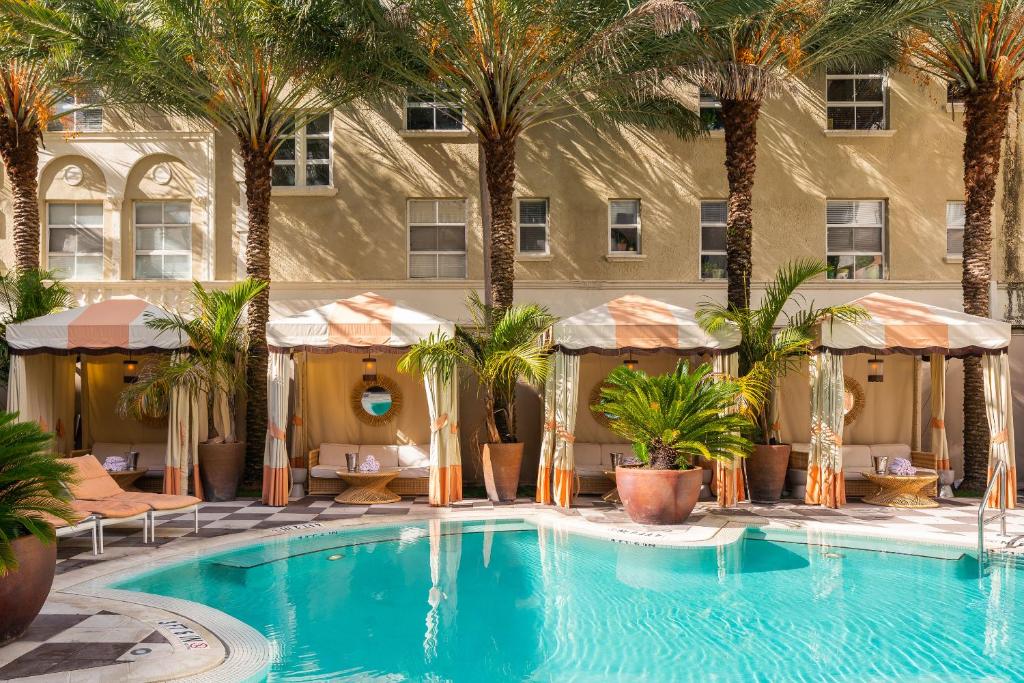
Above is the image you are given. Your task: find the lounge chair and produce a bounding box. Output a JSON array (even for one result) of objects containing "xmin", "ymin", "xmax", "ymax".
[
  {"xmin": 65, "ymin": 455, "xmax": 202, "ymax": 548},
  {"xmin": 36, "ymin": 505, "xmax": 99, "ymax": 555}
]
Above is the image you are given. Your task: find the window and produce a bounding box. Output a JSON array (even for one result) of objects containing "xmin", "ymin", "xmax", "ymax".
[
  {"xmin": 405, "ymin": 94, "xmax": 463, "ymax": 131},
  {"xmin": 609, "ymin": 199, "xmax": 640, "ymax": 254},
  {"xmin": 699, "ymin": 90, "xmax": 723, "ymax": 131},
  {"xmin": 826, "ymin": 200, "xmax": 885, "ymax": 280},
  {"xmin": 273, "ymin": 113, "xmax": 331, "ymax": 187},
  {"xmin": 134, "ymin": 201, "xmax": 192, "ymax": 280},
  {"xmin": 517, "ymin": 198, "xmax": 549, "ymax": 255},
  {"xmin": 408, "ymin": 199, "xmax": 467, "ymax": 279},
  {"xmin": 946, "ymin": 201, "xmax": 965, "ymax": 258},
  {"xmin": 47, "ymin": 92, "xmax": 102, "ymax": 133},
  {"xmin": 947, "ymin": 82, "xmax": 966, "ymax": 107},
  {"xmin": 826, "ymin": 68, "xmax": 886, "ymax": 130},
  {"xmin": 700, "ymin": 201, "xmax": 728, "ymax": 279},
  {"xmin": 47, "ymin": 203, "xmax": 103, "ymax": 280}
]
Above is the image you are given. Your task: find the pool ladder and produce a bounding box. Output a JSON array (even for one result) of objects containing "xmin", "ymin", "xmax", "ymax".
[{"xmin": 977, "ymin": 460, "xmax": 1008, "ymax": 561}]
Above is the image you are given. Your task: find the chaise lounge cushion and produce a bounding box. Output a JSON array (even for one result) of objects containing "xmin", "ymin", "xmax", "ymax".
[
  {"xmin": 117, "ymin": 491, "xmax": 201, "ymax": 510},
  {"xmin": 67, "ymin": 455, "xmax": 127, "ymax": 500}
]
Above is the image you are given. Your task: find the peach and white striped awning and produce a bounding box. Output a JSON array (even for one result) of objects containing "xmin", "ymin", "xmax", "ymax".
[
  {"xmin": 552, "ymin": 294, "xmax": 739, "ymax": 355},
  {"xmin": 6, "ymin": 296, "xmax": 185, "ymax": 355},
  {"xmin": 266, "ymin": 292, "xmax": 455, "ymax": 353},
  {"xmin": 817, "ymin": 292, "xmax": 1011, "ymax": 357}
]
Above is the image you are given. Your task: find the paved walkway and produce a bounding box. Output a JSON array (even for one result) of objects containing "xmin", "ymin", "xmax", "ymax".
[{"xmin": 2, "ymin": 494, "xmax": 1023, "ymax": 682}]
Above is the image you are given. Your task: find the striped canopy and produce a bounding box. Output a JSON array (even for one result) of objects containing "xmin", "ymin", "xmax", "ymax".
[
  {"xmin": 552, "ymin": 294, "xmax": 739, "ymax": 355},
  {"xmin": 266, "ymin": 292, "xmax": 455, "ymax": 353},
  {"xmin": 817, "ymin": 292, "xmax": 1011, "ymax": 357},
  {"xmin": 6, "ymin": 296, "xmax": 184, "ymax": 354}
]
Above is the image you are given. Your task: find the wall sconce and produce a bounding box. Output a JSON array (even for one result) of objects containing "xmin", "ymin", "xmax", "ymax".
[
  {"xmin": 123, "ymin": 356, "xmax": 139, "ymax": 384},
  {"xmin": 623, "ymin": 354, "xmax": 639, "ymax": 372},
  {"xmin": 362, "ymin": 356, "xmax": 378, "ymax": 382},
  {"xmin": 867, "ymin": 355, "xmax": 884, "ymax": 383}
]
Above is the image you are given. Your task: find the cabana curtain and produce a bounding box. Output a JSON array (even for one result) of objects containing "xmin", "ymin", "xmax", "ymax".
[
  {"xmin": 551, "ymin": 352, "xmax": 580, "ymax": 509},
  {"xmin": 165, "ymin": 377, "xmax": 207, "ymax": 498},
  {"xmin": 712, "ymin": 353, "xmax": 746, "ymax": 507},
  {"xmin": 536, "ymin": 366, "xmax": 557, "ymax": 505},
  {"xmin": 263, "ymin": 351, "xmax": 293, "ymax": 506},
  {"xmin": 805, "ymin": 351, "xmax": 846, "ymax": 509},
  {"xmin": 982, "ymin": 353, "xmax": 1017, "ymax": 509},
  {"xmin": 930, "ymin": 354, "xmax": 950, "ymax": 471},
  {"xmin": 425, "ymin": 368, "xmax": 462, "ymax": 506},
  {"xmin": 290, "ymin": 352, "xmax": 306, "ymax": 469},
  {"xmin": 7, "ymin": 354, "xmax": 75, "ymax": 453}
]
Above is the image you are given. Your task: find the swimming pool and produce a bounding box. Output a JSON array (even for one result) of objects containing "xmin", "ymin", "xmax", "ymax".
[{"xmin": 115, "ymin": 519, "xmax": 1023, "ymax": 681}]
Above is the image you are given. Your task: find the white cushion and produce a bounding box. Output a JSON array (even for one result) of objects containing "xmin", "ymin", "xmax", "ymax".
[
  {"xmin": 870, "ymin": 444, "xmax": 912, "ymax": 460},
  {"xmin": 574, "ymin": 443, "xmax": 602, "ymax": 467},
  {"xmin": 397, "ymin": 445, "xmax": 430, "ymax": 468},
  {"xmin": 397, "ymin": 466, "xmax": 429, "ymax": 479},
  {"xmin": 358, "ymin": 445, "xmax": 399, "ymax": 468},
  {"xmin": 575, "ymin": 464, "xmax": 607, "ymax": 476},
  {"xmin": 600, "ymin": 444, "xmax": 635, "ymax": 466},
  {"xmin": 842, "ymin": 445, "xmax": 872, "ymax": 469},
  {"xmin": 92, "ymin": 442, "xmax": 132, "ymax": 461},
  {"xmin": 792, "ymin": 443, "xmax": 811, "ymax": 454},
  {"xmin": 844, "ymin": 466, "xmax": 874, "ymax": 477},
  {"xmin": 133, "ymin": 443, "xmax": 166, "ymax": 475},
  {"xmin": 311, "ymin": 465, "xmax": 341, "ymax": 479},
  {"xmin": 319, "ymin": 443, "xmax": 359, "ymax": 467}
]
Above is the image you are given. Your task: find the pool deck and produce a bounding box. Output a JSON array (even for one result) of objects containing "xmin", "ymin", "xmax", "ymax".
[{"xmin": 2, "ymin": 493, "xmax": 1023, "ymax": 682}]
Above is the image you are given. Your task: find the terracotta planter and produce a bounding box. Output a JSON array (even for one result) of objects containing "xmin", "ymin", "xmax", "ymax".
[
  {"xmin": 198, "ymin": 441, "xmax": 245, "ymax": 502},
  {"xmin": 747, "ymin": 444, "xmax": 792, "ymax": 504},
  {"xmin": 616, "ymin": 466, "xmax": 703, "ymax": 525},
  {"xmin": 0, "ymin": 535, "xmax": 57, "ymax": 645},
  {"xmin": 482, "ymin": 442, "xmax": 524, "ymax": 502}
]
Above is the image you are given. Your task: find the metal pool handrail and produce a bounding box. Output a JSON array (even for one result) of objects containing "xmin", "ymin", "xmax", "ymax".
[{"xmin": 977, "ymin": 460, "xmax": 1008, "ymax": 561}]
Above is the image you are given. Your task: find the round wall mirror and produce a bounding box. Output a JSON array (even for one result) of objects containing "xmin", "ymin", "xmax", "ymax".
[
  {"xmin": 843, "ymin": 375, "xmax": 865, "ymax": 426},
  {"xmin": 360, "ymin": 386, "xmax": 393, "ymax": 416},
  {"xmin": 350, "ymin": 375, "xmax": 403, "ymax": 426}
]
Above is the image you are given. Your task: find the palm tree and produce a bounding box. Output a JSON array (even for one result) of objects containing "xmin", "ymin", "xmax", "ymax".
[
  {"xmin": 902, "ymin": 0, "xmax": 1024, "ymax": 490},
  {"xmin": 316, "ymin": 0, "xmax": 701, "ymax": 311},
  {"xmin": 0, "ymin": 267, "xmax": 74, "ymax": 387},
  {"xmin": 5, "ymin": 0, "xmax": 386, "ymax": 482},
  {"xmin": 663, "ymin": 0, "xmax": 945, "ymax": 309}
]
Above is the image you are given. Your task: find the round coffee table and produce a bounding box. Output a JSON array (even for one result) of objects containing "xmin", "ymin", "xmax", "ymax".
[
  {"xmin": 862, "ymin": 472, "xmax": 939, "ymax": 508},
  {"xmin": 334, "ymin": 469, "xmax": 401, "ymax": 505},
  {"xmin": 109, "ymin": 468, "xmax": 147, "ymax": 491}
]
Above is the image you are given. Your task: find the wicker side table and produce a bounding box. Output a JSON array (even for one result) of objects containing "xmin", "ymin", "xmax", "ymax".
[
  {"xmin": 334, "ymin": 469, "xmax": 401, "ymax": 505},
  {"xmin": 862, "ymin": 472, "xmax": 939, "ymax": 509},
  {"xmin": 602, "ymin": 470, "xmax": 620, "ymax": 504},
  {"xmin": 109, "ymin": 469, "xmax": 147, "ymax": 492}
]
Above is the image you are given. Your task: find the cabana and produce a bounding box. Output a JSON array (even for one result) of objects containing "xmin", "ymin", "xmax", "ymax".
[
  {"xmin": 263, "ymin": 292, "xmax": 460, "ymax": 507},
  {"xmin": 790, "ymin": 292, "xmax": 1014, "ymax": 509},
  {"xmin": 535, "ymin": 294, "xmax": 742, "ymax": 509},
  {"xmin": 5, "ymin": 296, "xmax": 205, "ymax": 496}
]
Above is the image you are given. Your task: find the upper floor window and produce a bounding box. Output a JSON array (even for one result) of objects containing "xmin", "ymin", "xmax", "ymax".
[
  {"xmin": 134, "ymin": 201, "xmax": 191, "ymax": 280},
  {"xmin": 405, "ymin": 94, "xmax": 464, "ymax": 132},
  {"xmin": 408, "ymin": 199, "xmax": 467, "ymax": 279},
  {"xmin": 517, "ymin": 198, "xmax": 549, "ymax": 255},
  {"xmin": 826, "ymin": 67, "xmax": 886, "ymax": 131},
  {"xmin": 700, "ymin": 201, "xmax": 727, "ymax": 280},
  {"xmin": 947, "ymin": 82, "xmax": 966, "ymax": 107},
  {"xmin": 699, "ymin": 90, "xmax": 723, "ymax": 131},
  {"xmin": 273, "ymin": 113, "xmax": 331, "ymax": 187},
  {"xmin": 826, "ymin": 199, "xmax": 885, "ymax": 280},
  {"xmin": 47, "ymin": 92, "xmax": 102, "ymax": 133},
  {"xmin": 946, "ymin": 201, "xmax": 965, "ymax": 258},
  {"xmin": 609, "ymin": 199, "xmax": 640, "ymax": 254},
  {"xmin": 47, "ymin": 202, "xmax": 103, "ymax": 280}
]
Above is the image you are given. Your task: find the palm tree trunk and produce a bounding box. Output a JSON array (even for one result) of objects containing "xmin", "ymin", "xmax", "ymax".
[
  {"xmin": 0, "ymin": 126, "xmax": 41, "ymax": 271},
  {"xmin": 239, "ymin": 138, "xmax": 273, "ymax": 488},
  {"xmin": 481, "ymin": 133, "xmax": 516, "ymax": 312},
  {"xmin": 960, "ymin": 84, "xmax": 1012, "ymax": 491},
  {"xmin": 720, "ymin": 98, "xmax": 761, "ymax": 312}
]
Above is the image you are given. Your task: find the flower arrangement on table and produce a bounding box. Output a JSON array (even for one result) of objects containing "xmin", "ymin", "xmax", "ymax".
[
  {"xmin": 888, "ymin": 458, "xmax": 917, "ymax": 476},
  {"xmin": 358, "ymin": 455, "xmax": 381, "ymax": 473}
]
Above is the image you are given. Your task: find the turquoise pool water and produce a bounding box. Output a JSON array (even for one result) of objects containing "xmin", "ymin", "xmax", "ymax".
[{"xmin": 115, "ymin": 520, "xmax": 1024, "ymax": 682}]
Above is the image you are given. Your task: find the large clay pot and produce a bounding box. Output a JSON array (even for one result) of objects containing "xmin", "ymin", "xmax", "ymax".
[
  {"xmin": 616, "ymin": 466, "xmax": 703, "ymax": 525},
  {"xmin": 198, "ymin": 441, "xmax": 246, "ymax": 501},
  {"xmin": 482, "ymin": 442, "xmax": 524, "ymax": 502},
  {"xmin": 747, "ymin": 444, "xmax": 792, "ymax": 504},
  {"xmin": 0, "ymin": 535, "xmax": 57, "ymax": 645}
]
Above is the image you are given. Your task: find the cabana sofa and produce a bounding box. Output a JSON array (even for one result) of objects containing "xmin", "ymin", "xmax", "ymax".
[
  {"xmin": 308, "ymin": 443, "xmax": 431, "ymax": 496},
  {"xmin": 789, "ymin": 443, "xmax": 938, "ymax": 497},
  {"xmin": 72, "ymin": 442, "xmax": 168, "ymax": 490}
]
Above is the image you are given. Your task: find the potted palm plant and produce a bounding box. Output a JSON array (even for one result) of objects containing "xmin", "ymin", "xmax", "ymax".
[
  {"xmin": 596, "ymin": 361, "xmax": 757, "ymax": 525},
  {"xmin": 0, "ymin": 411, "xmax": 76, "ymax": 644},
  {"xmin": 697, "ymin": 260, "xmax": 865, "ymax": 503},
  {"xmin": 399, "ymin": 294, "xmax": 555, "ymax": 501},
  {"xmin": 118, "ymin": 279, "xmax": 266, "ymax": 501}
]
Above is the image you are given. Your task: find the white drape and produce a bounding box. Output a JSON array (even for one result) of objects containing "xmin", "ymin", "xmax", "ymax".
[
  {"xmin": 712, "ymin": 352, "xmax": 746, "ymax": 506},
  {"xmin": 806, "ymin": 350, "xmax": 846, "ymax": 508},
  {"xmin": 262, "ymin": 351, "xmax": 292, "ymax": 506},
  {"xmin": 535, "ymin": 364, "xmax": 557, "ymax": 504},
  {"xmin": 552, "ymin": 351, "xmax": 580, "ymax": 508},
  {"xmin": 8, "ymin": 354, "xmax": 75, "ymax": 453},
  {"xmin": 982, "ymin": 353, "xmax": 1016, "ymax": 509},
  {"xmin": 164, "ymin": 381, "xmax": 206, "ymax": 498},
  {"xmin": 290, "ymin": 352, "xmax": 306, "ymax": 467},
  {"xmin": 930, "ymin": 354, "xmax": 950, "ymax": 470},
  {"xmin": 425, "ymin": 367, "xmax": 462, "ymax": 506}
]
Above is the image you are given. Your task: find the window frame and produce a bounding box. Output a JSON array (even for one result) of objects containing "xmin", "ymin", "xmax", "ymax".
[
  {"xmin": 272, "ymin": 112, "xmax": 333, "ymax": 189},
  {"xmin": 825, "ymin": 68, "xmax": 888, "ymax": 131},
  {"xmin": 515, "ymin": 197, "xmax": 550, "ymax": 257},
  {"xmin": 698, "ymin": 90, "xmax": 724, "ymax": 132},
  {"xmin": 608, "ymin": 198, "xmax": 642, "ymax": 255},
  {"xmin": 699, "ymin": 200, "xmax": 728, "ymax": 280},
  {"xmin": 133, "ymin": 200, "xmax": 193, "ymax": 281},
  {"xmin": 946, "ymin": 200, "xmax": 965, "ymax": 258},
  {"xmin": 47, "ymin": 92, "xmax": 102, "ymax": 133},
  {"xmin": 46, "ymin": 201, "xmax": 104, "ymax": 281},
  {"xmin": 404, "ymin": 94, "xmax": 465, "ymax": 132},
  {"xmin": 407, "ymin": 198, "xmax": 468, "ymax": 280},
  {"xmin": 825, "ymin": 199, "xmax": 887, "ymax": 281}
]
